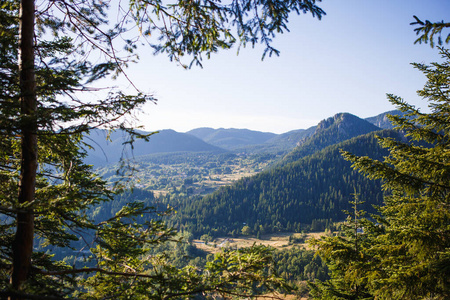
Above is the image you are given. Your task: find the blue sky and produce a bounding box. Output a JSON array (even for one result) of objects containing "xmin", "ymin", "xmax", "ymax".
[{"xmin": 117, "ymin": 0, "xmax": 450, "ymax": 134}]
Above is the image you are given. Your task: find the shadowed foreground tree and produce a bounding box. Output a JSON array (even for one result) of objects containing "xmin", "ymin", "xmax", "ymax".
[
  {"xmin": 311, "ymin": 49, "xmax": 450, "ymax": 299},
  {"xmin": 0, "ymin": 0, "xmax": 325, "ymax": 298}
]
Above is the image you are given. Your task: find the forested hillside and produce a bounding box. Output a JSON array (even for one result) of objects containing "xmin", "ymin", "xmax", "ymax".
[
  {"xmin": 86, "ymin": 111, "xmax": 403, "ymax": 238},
  {"xmin": 168, "ymin": 130, "xmax": 402, "ymax": 237},
  {"xmin": 281, "ymin": 113, "xmax": 381, "ymax": 165}
]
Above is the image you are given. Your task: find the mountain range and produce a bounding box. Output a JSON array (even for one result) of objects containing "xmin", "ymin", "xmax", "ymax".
[
  {"xmin": 186, "ymin": 127, "xmax": 277, "ymax": 150},
  {"xmin": 87, "ymin": 110, "xmax": 404, "ymax": 237},
  {"xmin": 164, "ymin": 111, "xmax": 403, "ymax": 236},
  {"xmin": 83, "ymin": 129, "xmax": 224, "ymax": 166},
  {"xmin": 84, "ymin": 110, "xmax": 401, "ymax": 167}
]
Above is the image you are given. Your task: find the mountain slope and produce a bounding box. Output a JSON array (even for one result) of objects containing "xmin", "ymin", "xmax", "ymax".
[
  {"xmin": 265, "ymin": 127, "xmax": 316, "ymax": 148},
  {"xmin": 170, "ymin": 129, "xmax": 401, "ymax": 237},
  {"xmin": 281, "ymin": 113, "xmax": 381, "ymax": 165}
]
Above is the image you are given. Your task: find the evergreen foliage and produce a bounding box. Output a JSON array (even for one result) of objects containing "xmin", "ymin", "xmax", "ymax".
[
  {"xmin": 412, "ymin": 16, "xmax": 450, "ymax": 47},
  {"xmin": 312, "ymin": 49, "xmax": 450, "ymax": 299},
  {"xmin": 0, "ymin": 0, "xmax": 325, "ymax": 298},
  {"xmin": 272, "ymin": 247, "xmax": 328, "ymax": 283},
  {"xmin": 309, "ymin": 192, "xmax": 379, "ymax": 299}
]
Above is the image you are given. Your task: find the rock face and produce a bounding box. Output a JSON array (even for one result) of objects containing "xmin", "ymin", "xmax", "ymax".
[{"xmin": 316, "ymin": 112, "xmax": 380, "ymax": 135}]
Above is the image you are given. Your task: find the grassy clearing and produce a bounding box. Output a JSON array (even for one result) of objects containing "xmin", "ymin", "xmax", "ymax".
[
  {"xmin": 192, "ymin": 232, "xmax": 327, "ymax": 254},
  {"xmin": 192, "ymin": 232, "xmax": 327, "ymax": 300}
]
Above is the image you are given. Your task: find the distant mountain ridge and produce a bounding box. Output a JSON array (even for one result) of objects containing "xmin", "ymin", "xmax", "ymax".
[
  {"xmin": 186, "ymin": 127, "xmax": 277, "ymax": 150},
  {"xmin": 84, "ymin": 110, "xmax": 402, "ymax": 167},
  {"xmin": 265, "ymin": 127, "xmax": 316, "ymax": 148},
  {"xmin": 84, "ymin": 129, "xmax": 224, "ymax": 166},
  {"xmin": 185, "ymin": 110, "xmax": 402, "ymax": 155},
  {"xmin": 365, "ymin": 110, "xmax": 405, "ymax": 129}
]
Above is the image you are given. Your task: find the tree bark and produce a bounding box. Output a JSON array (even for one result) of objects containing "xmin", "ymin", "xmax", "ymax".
[{"xmin": 11, "ymin": 0, "xmax": 37, "ymax": 295}]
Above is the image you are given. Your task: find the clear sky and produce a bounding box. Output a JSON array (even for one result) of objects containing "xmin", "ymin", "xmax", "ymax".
[{"xmin": 115, "ymin": 0, "xmax": 450, "ymax": 134}]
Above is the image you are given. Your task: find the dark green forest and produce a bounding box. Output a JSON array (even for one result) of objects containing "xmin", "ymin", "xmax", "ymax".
[{"xmin": 168, "ymin": 130, "xmax": 400, "ymax": 237}]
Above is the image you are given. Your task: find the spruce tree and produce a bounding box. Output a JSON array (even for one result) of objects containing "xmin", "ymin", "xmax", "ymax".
[
  {"xmin": 411, "ymin": 16, "xmax": 450, "ymax": 47},
  {"xmin": 0, "ymin": 0, "xmax": 325, "ymax": 298},
  {"xmin": 309, "ymin": 15, "xmax": 450, "ymax": 300},
  {"xmin": 309, "ymin": 191, "xmax": 377, "ymax": 300},
  {"xmin": 340, "ymin": 48, "xmax": 450, "ymax": 299},
  {"xmin": 310, "ymin": 48, "xmax": 450, "ymax": 300}
]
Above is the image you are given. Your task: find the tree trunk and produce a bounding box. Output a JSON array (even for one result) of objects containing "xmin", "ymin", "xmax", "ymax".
[{"xmin": 11, "ymin": 0, "xmax": 37, "ymax": 295}]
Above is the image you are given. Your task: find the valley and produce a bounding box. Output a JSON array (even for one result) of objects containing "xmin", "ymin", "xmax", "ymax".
[
  {"xmin": 3, "ymin": 1, "xmax": 448, "ymax": 298},
  {"xmin": 90, "ymin": 111, "xmax": 398, "ymax": 202},
  {"xmin": 192, "ymin": 231, "xmax": 327, "ymax": 254},
  {"xmin": 97, "ymin": 151, "xmax": 277, "ymax": 196},
  {"xmin": 83, "ymin": 111, "xmax": 403, "ymax": 244},
  {"xmin": 68, "ymin": 110, "xmax": 402, "ymax": 298}
]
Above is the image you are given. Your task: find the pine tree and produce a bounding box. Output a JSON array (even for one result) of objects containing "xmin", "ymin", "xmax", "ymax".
[
  {"xmin": 0, "ymin": 0, "xmax": 325, "ymax": 298},
  {"xmin": 309, "ymin": 191, "xmax": 377, "ymax": 299},
  {"xmin": 341, "ymin": 48, "xmax": 450, "ymax": 299}
]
